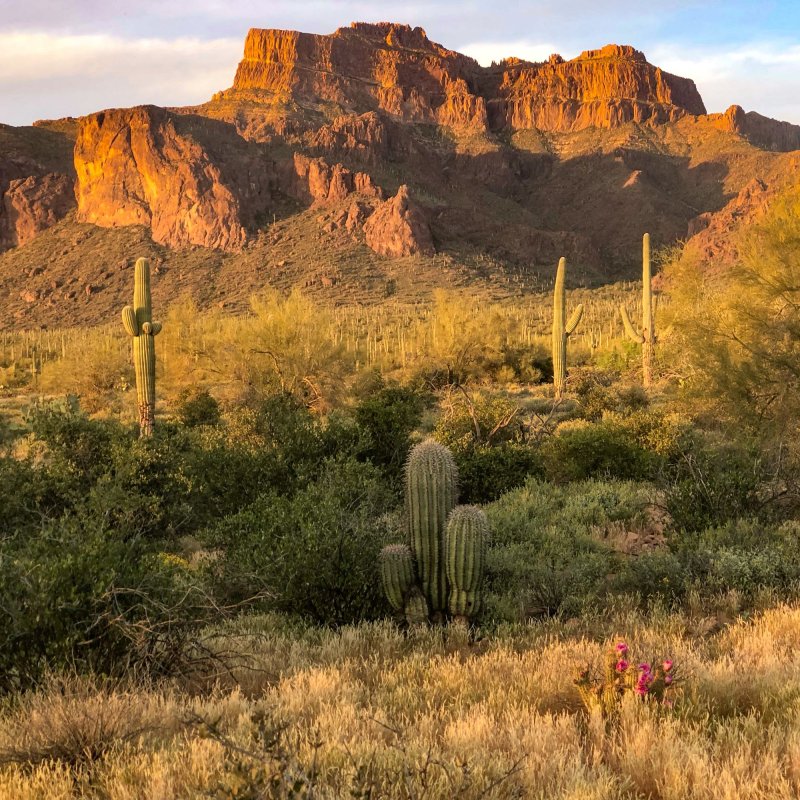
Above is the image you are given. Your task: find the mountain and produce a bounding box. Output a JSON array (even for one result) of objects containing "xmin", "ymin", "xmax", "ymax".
[{"xmin": 1, "ymin": 21, "xmax": 799, "ymax": 329}]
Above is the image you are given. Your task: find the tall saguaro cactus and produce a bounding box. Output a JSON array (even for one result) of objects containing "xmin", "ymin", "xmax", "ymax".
[
  {"xmin": 620, "ymin": 233, "xmax": 656, "ymax": 388},
  {"xmin": 406, "ymin": 440, "xmax": 458, "ymax": 619},
  {"xmin": 552, "ymin": 257, "xmax": 584, "ymax": 399},
  {"xmin": 122, "ymin": 257, "xmax": 162, "ymax": 437}
]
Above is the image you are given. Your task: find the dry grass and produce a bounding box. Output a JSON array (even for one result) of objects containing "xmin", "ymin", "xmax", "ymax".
[{"xmin": 2, "ymin": 603, "xmax": 800, "ymax": 798}]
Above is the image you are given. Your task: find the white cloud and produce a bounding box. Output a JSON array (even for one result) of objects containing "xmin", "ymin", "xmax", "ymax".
[
  {"xmin": 460, "ymin": 40, "xmax": 561, "ymax": 66},
  {"xmin": 650, "ymin": 42, "xmax": 800, "ymax": 122},
  {"xmin": 0, "ymin": 32, "xmax": 242, "ymax": 124}
]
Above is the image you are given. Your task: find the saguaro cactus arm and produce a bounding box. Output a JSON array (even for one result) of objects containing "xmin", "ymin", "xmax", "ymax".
[
  {"xmin": 566, "ymin": 304, "xmax": 584, "ymax": 336},
  {"xmin": 620, "ymin": 305, "xmax": 644, "ymax": 343},
  {"xmin": 122, "ymin": 306, "xmax": 138, "ymax": 337}
]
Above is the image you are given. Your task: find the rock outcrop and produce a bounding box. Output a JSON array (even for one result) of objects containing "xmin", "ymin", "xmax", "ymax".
[
  {"xmin": 277, "ymin": 153, "xmax": 383, "ymax": 205},
  {"xmin": 225, "ymin": 25, "xmax": 704, "ymax": 134},
  {"xmin": 711, "ymin": 105, "xmax": 800, "ymax": 152},
  {"xmin": 685, "ymin": 178, "xmax": 775, "ymax": 269},
  {"xmin": 74, "ymin": 105, "xmax": 271, "ymax": 250},
  {"xmin": 484, "ymin": 45, "xmax": 706, "ymax": 131},
  {"xmin": 1, "ymin": 173, "xmax": 74, "ymax": 247},
  {"xmin": 363, "ymin": 184, "xmax": 434, "ymax": 257},
  {"xmin": 230, "ymin": 23, "xmax": 487, "ymax": 129}
]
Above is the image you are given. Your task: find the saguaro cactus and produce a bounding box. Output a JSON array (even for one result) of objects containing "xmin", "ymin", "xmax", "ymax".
[
  {"xmin": 552, "ymin": 257, "xmax": 584, "ymax": 399},
  {"xmin": 406, "ymin": 440, "xmax": 458, "ymax": 618},
  {"xmin": 445, "ymin": 505, "xmax": 489, "ymax": 623},
  {"xmin": 379, "ymin": 544, "xmax": 417, "ymax": 613},
  {"xmin": 620, "ymin": 233, "xmax": 656, "ymax": 388},
  {"xmin": 122, "ymin": 257, "xmax": 162, "ymax": 436}
]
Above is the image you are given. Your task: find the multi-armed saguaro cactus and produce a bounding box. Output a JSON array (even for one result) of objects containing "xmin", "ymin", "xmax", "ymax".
[
  {"xmin": 552, "ymin": 257, "xmax": 584, "ymax": 399},
  {"xmin": 620, "ymin": 233, "xmax": 656, "ymax": 388},
  {"xmin": 379, "ymin": 440, "xmax": 490, "ymax": 626},
  {"xmin": 121, "ymin": 257, "xmax": 162, "ymax": 437},
  {"xmin": 445, "ymin": 505, "xmax": 489, "ymax": 623}
]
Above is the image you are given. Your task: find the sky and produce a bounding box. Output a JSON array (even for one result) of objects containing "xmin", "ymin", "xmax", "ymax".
[{"xmin": 1, "ymin": 0, "xmax": 800, "ymax": 126}]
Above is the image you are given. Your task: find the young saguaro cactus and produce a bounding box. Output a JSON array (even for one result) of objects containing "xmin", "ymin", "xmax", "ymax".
[
  {"xmin": 552, "ymin": 257, "xmax": 584, "ymax": 399},
  {"xmin": 445, "ymin": 505, "xmax": 489, "ymax": 623},
  {"xmin": 405, "ymin": 439, "xmax": 458, "ymax": 620},
  {"xmin": 620, "ymin": 233, "xmax": 656, "ymax": 388},
  {"xmin": 121, "ymin": 258, "xmax": 162, "ymax": 437}
]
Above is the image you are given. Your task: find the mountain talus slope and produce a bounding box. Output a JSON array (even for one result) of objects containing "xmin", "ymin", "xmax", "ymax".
[{"xmin": 1, "ymin": 21, "xmax": 799, "ymax": 330}]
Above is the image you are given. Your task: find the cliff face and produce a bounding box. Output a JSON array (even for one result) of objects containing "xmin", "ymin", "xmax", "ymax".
[
  {"xmin": 74, "ymin": 106, "xmax": 272, "ymax": 251},
  {"xmin": 711, "ymin": 104, "xmax": 800, "ymax": 152},
  {"xmin": 3, "ymin": 18, "xmax": 800, "ymax": 325},
  {"xmin": 485, "ymin": 45, "xmax": 706, "ymax": 131},
  {"xmin": 227, "ymin": 26, "xmax": 704, "ymax": 133},
  {"xmin": 231, "ymin": 23, "xmax": 487, "ymax": 128}
]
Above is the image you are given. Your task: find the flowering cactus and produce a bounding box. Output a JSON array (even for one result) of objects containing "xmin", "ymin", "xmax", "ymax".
[{"xmin": 575, "ymin": 640, "xmax": 679, "ymax": 716}]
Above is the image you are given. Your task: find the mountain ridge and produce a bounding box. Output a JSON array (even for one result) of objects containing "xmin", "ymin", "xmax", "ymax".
[{"xmin": 0, "ymin": 21, "xmax": 799, "ymax": 329}]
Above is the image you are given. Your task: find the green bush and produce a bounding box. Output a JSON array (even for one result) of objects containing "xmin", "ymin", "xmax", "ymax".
[
  {"xmin": 176, "ymin": 388, "xmax": 221, "ymax": 428},
  {"xmin": 0, "ymin": 513, "xmax": 207, "ymax": 691},
  {"xmin": 354, "ymin": 383, "xmax": 426, "ymax": 482},
  {"xmin": 484, "ymin": 479, "xmax": 648, "ymax": 619},
  {"xmin": 209, "ymin": 457, "xmax": 397, "ymax": 625},
  {"xmin": 541, "ymin": 421, "xmax": 657, "ymax": 482},
  {"xmin": 454, "ymin": 443, "xmax": 544, "ymax": 504},
  {"xmin": 663, "ymin": 439, "xmax": 765, "ymax": 532}
]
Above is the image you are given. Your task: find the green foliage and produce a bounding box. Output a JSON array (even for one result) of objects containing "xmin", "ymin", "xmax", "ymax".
[
  {"xmin": 454, "ymin": 444, "xmax": 544, "ymax": 504},
  {"xmin": 354, "ymin": 383, "xmax": 426, "ymax": 482},
  {"xmin": 176, "ymin": 388, "xmax": 221, "ymax": 428},
  {"xmin": 663, "ymin": 437, "xmax": 765, "ymax": 532},
  {"xmin": 541, "ymin": 420, "xmax": 658, "ymax": 482},
  {"xmin": 211, "ymin": 458, "xmax": 395, "ymax": 626},
  {"xmin": 485, "ymin": 479, "xmax": 646, "ymax": 619},
  {"xmin": 663, "ymin": 185, "xmax": 800, "ymax": 437},
  {"xmin": 0, "ymin": 513, "xmax": 206, "ymax": 691}
]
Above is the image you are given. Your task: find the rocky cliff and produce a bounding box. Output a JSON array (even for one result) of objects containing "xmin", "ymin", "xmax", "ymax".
[
  {"xmin": 224, "ymin": 25, "xmax": 705, "ymax": 133},
  {"xmin": 2, "ymin": 21, "xmax": 800, "ymax": 328}
]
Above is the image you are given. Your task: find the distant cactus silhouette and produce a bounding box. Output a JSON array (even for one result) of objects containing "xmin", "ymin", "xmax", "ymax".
[
  {"xmin": 620, "ymin": 233, "xmax": 656, "ymax": 388},
  {"xmin": 552, "ymin": 257, "xmax": 584, "ymax": 399},
  {"xmin": 122, "ymin": 258, "xmax": 162, "ymax": 436}
]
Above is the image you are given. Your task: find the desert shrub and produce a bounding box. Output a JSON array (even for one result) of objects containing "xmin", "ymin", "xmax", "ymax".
[
  {"xmin": 663, "ymin": 438, "xmax": 765, "ymax": 532},
  {"xmin": 484, "ymin": 479, "xmax": 648, "ymax": 619},
  {"xmin": 175, "ymin": 388, "xmax": 221, "ymax": 428},
  {"xmin": 454, "ymin": 443, "xmax": 544, "ymax": 504},
  {"xmin": 435, "ymin": 393, "xmax": 521, "ymax": 450},
  {"xmin": 541, "ymin": 420, "xmax": 657, "ymax": 482},
  {"xmin": 209, "ymin": 457, "xmax": 396, "ymax": 625},
  {"xmin": 0, "ymin": 513, "xmax": 208, "ymax": 691},
  {"xmin": 354, "ymin": 383, "xmax": 426, "ymax": 482}
]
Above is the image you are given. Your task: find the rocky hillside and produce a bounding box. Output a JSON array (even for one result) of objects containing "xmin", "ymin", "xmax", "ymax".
[{"xmin": 1, "ymin": 21, "xmax": 799, "ymax": 329}]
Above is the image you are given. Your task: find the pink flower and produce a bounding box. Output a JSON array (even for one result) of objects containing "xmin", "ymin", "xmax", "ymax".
[
  {"xmin": 638, "ymin": 663, "xmax": 651, "ymax": 673},
  {"xmin": 615, "ymin": 660, "xmax": 629, "ymax": 672},
  {"xmin": 664, "ymin": 675, "xmax": 673, "ymax": 686},
  {"xmin": 615, "ymin": 642, "xmax": 629, "ymax": 654},
  {"xmin": 663, "ymin": 699, "xmax": 674, "ymax": 708},
  {"xmin": 634, "ymin": 682, "xmax": 649, "ymax": 696},
  {"xmin": 662, "ymin": 660, "xmax": 673, "ymax": 672}
]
